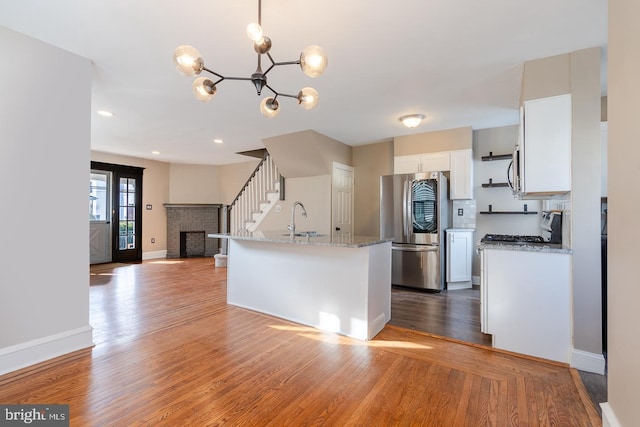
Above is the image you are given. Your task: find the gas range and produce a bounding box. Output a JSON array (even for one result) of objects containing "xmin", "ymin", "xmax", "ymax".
[{"xmin": 481, "ymin": 234, "xmax": 546, "ymax": 244}]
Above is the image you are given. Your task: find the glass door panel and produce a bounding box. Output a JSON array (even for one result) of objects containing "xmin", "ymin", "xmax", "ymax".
[
  {"xmin": 411, "ymin": 179, "xmax": 438, "ymax": 233},
  {"xmin": 118, "ymin": 177, "xmax": 137, "ymax": 251}
]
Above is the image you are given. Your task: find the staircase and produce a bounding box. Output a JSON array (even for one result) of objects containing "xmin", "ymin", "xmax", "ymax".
[{"xmin": 229, "ymin": 153, "xmax": 283, "ymax": 233}]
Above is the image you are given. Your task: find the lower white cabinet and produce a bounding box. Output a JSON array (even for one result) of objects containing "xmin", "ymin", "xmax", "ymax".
[
  {"xmin": 480, "ymin": 247, "xmax": 572, "ymax": 363},
  {"xmin": 446, "ymin": 229, "xmax": 473, "ymax": 289}
]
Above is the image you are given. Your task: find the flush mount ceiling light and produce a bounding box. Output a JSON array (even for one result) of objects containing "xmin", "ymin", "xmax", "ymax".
[
  {"xmin": 97, "ymin": 110, "xmax": 115, "ymax": 117},
  {"xmin": 399, "ymin": 114, "xmax": 425, "ymax": 128},
  {"xmin": 173, "ymin": 0, "xmax": 328, "ymax": 118}
]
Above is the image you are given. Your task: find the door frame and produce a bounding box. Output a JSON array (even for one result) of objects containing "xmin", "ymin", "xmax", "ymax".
[
  {"xmin": 91, "ymin": 161, "xmax": 144, "ymax": 263},
  {"xmin": 331, "ymin": 162, "xmax": 354, "ymax": 237}
]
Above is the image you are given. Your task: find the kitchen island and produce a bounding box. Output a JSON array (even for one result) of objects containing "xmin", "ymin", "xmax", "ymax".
[{"xmin": 208, "ymin": 231, "xmax": 393, "ymax": 340}]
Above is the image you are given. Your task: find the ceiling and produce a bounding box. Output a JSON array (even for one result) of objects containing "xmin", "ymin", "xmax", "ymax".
[{"xmin": 0, "ymin": 0, "xmax": 607, "ymax": 165}]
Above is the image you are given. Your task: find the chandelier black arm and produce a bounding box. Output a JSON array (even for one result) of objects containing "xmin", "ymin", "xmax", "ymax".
[
  {"xmin": 263, "ymin": 52, "xmax": 301, "ymax": 76},
  {"xmin": 265, "ymin": 84, "xmax": 298, "ymax": 100},
  {"xmin": 202, "ymin": 66, "xmax": 253, "ymax": 85}
]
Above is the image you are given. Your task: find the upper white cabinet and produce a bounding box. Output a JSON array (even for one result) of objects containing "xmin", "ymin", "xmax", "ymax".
[
  {"xmin": 601, "ymin": 121, "xmax": 608, "ymax": 198},
  {"xmin": 394, "ymin": 152, "xmax": 450, "ymax": 174},
  {"xmin": 394, "ymin": 149, "xmax": 473, "ymax": 200},
  {"xmin": 393, "ymin": 154, "xmax": 422, "ymax": 174},
  {"xmin": 517, "ymin": 94, "xmax": 572, "ymax": 197},
  {"xmin": 449, "ymin": 149, "xmax": 473, "ymax": 200}
]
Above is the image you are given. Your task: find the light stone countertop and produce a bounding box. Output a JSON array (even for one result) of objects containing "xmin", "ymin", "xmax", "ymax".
[
  {"xmin": 477, "ymin": 241, "xmax": 573, "ymax": 254},
  {"xmin": 208, "ymin": 231, "xmax": 392, "ymax": 248}
]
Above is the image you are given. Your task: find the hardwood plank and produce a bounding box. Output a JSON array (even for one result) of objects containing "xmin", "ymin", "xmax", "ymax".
[
  {"xmin": 0, "ymin": 258, "xmax": 600, "ymax": 426},
  {"xmin": 390, "ymin": 285, "xmax": 493, "ymax": 346}
]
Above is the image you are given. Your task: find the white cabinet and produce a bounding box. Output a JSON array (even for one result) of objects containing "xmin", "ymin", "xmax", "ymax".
[
  {"xmin": 601, "ymin": 121, "xmax": 607, "ymax": 197},
  {"xmin": 394, "ymin": 152, "xmax": 450, "ymax": 174},
  {"xmin": 449, "ymin": 149, "xmax": 473, "ymax": 199},
  {"xmin": 394, "ymin": 150, "xmax": 473, "ymax": 200},
  {"xmin": 421, "ymin": 152, "xmax": 450, "ymax": 172},
  {"xmin": 393, "ymin": 154, "xmax": 422, "ymax": 174},
  {"xmin": 517, "ymin": 94, "xmax": 572, "ymax": 197},
  {"xmin": 446, "ymin": 229, "xmax": 473, "ymax": 289},
  {"xmin": 480, "ymin": 247, "xmax": 572, "ymax": 363}
]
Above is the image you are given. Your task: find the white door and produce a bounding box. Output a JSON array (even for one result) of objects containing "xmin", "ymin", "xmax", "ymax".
[
  {"xmin": 332, "ymin": 163, "xmax": 354, "ymax": 238},
  {"xmin": 90, "ymin": 170, "xmax": 112, "ymax": 264}
]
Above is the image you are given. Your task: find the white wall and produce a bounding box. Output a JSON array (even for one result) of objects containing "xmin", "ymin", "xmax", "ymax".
[
  {"xmin": 605, "ymin": 0, "xmax": 640, "ymax": 424},
  {"xmin": 472, "ymin": 126, "xmax": 542, "ymax": 276},
  {"xmin": 257, "ymin": 176, "xmax": 332, "ymax": 235},
  {"xmin": 0, "ymin": 27, "xmax": 93, "ymax": 374}
]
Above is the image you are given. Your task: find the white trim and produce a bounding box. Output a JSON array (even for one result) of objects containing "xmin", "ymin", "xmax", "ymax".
[
  {"xmin": 472, "ymin": 275, "xmax": 480, "ymax": 286},
  {"xmin": 601, "ymin": 402, "xmax": 621, "ymax": 427},
  {"xmin": 0, "ymin": 326, "xmax": 94, "ymax": 376},
  {"xmin": 447, "ymin": 282, "xmax": 472, "ymax": 290},
  {"xmin": 143, "ymin": 250, "xmax": 167, "ymax": 260},
  {"xmin": 570, "ymin": 348, "xmax": 606, "ymax": 374}
]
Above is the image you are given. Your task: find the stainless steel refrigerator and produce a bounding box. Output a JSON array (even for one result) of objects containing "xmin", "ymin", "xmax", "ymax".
[{"xmin": 380, "ymin": 172, "xmax": 449, "ymax": 291}]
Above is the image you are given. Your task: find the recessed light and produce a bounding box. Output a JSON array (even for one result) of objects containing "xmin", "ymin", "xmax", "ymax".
[
  {"xmin": 97, "ymin": 110, "xmax": 115, "ymax": 117},
  {"xmin": 152, "ymin": 151, "xmax": 160, "ymax": 155},
  {"xmin": 213, "ymin": 139, "xmax": 223, "ymax": 144}
]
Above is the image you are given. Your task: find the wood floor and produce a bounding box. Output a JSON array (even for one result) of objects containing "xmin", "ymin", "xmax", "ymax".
[
  {"xmin": 0, "ymin": 258, "xmax": 600, "ymax": 426},
  {"xmin": 390, "ymin": 285, "xmax": 492, "ymax": 346}
]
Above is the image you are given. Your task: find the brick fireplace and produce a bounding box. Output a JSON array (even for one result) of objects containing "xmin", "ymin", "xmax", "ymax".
[{"xmin": 164, "ymin": 204, "xmax": 221, "ymax": 258}]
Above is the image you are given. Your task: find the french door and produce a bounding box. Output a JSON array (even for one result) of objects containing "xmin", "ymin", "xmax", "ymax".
[{"xmin": 90, "ymin": 161, "xmax": 144, "ymax": 263}]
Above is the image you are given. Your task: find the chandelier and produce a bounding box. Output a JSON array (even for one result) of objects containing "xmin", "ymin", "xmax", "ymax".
[{"xmin": 173, "ymin": 0, "xmax": 328, "ymax": 118}]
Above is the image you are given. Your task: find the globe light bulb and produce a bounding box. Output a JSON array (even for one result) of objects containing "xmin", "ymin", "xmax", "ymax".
[
  {"xmin": 260, "ymin": 97, "xmax": 280, "ymax": 118},
  {"xmin": 192, "ymin": 77, "xmax": 216, "ymax": 102},
  {"xmin": 173, "ymin": 45, "xmax": 204, "ymax": 76},
  {"xmin": 254, "ymin": 36, "xmax": 272, "ymax": 54},
  {"xmin": 297, "ymin": 87, "xmax": 319, "ymax": 110},
  {"xmin": 300, "ymin": 45, "xmax": 328, "ymax": 77},
  {"xmin": 246, "ymin": 22, "xmax": 263, "ymax": 41}
]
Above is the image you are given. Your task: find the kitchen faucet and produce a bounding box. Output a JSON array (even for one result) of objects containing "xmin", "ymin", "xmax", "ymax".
[{"xmin": 289, "ymin": 201, "xmax": 307, "ymax": 238}]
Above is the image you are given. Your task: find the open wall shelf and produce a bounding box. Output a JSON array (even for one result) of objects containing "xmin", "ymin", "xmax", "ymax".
[
  {"xmin": 481, "ymin": 152, "xmax": 512, "ymax": 161},
  {"xmin": 482, "ymin": 178, "xmax": 510, "ymax": 188},
  {"xmin": 480, "ymin": 204, "xmax": 538, "ymax": 215}
]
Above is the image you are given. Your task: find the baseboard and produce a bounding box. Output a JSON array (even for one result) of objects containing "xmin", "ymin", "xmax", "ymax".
[
  {"xmin": 447, "ymin": 282, "xmax": 472, "ymax": 290},
  {"xmin": 601, "ymin": 402, "xmax": 621, "ymax": 427},
  {"xmin": 571, "ymin": 348, "xmax": 606, "ymax": 374},
  {"xmin": 0, "ymin": 325, "xmax": 94, "ymax": 376},
  {"xmin": 472, "ymin": 275, "xmax": 480, "ymax": 286},
  {"xmin": 143, "ymin": 250, "xmax": 167, "ymax": 260},
  {"xmin": 369, "ymin": 313, "xmax": 387, "ymax": 340}
]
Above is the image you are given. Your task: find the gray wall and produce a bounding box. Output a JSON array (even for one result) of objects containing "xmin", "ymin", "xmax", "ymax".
[
  {"xmin": 0, "ymin": 27, "xmax": 93, "ymax": 373},
  {"xmin": 607, "ymin": 0, "xmax": 640, "ymax": 423}
]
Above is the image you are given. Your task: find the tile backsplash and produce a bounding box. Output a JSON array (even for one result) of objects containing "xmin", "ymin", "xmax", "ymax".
[{"xmin": 451, "ymin": 199, "xmax": 477, "ymax": 229}]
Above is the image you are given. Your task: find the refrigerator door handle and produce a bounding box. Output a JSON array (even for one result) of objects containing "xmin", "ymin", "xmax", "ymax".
[
  {"xmin": 392, "ymin": 245, "xmax": 438, "ymax": 252},
  {"xmin": 403, "ymin": 179, "xmax": 411, "ymax": 240}
]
